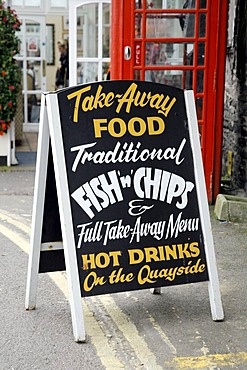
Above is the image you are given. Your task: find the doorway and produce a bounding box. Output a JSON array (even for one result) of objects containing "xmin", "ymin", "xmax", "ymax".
[{"xmin": 69, "ymin": 0, "xmax": 111, "ymax": 86}]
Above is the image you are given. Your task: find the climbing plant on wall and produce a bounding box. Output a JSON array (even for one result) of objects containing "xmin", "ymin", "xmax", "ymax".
[{"xmin": 0, "ymin": 0, "xmax": 21, "ymax": 135}]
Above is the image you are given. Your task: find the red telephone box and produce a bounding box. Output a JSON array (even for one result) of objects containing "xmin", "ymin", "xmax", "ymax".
[{"xmin": 111, "ymin": 0, "xmax": 228, "ymax": 203}]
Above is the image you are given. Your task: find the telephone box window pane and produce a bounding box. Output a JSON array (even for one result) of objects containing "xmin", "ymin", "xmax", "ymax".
[
  {"xmin": 185, "ymin": 44, "xmax": 194, "ymax": 65},
  {"xmin": 181, "ymin": 13, "xmax": 195, "ymax": 37},
  {"xmin": 197, "ymin": 70, "xmax": 204, "ymax": 93},
  {"xmin": 145, "ymin": 69, "xmax": 182, "ymax": 88},
  {"xmin": 199, "ymin": 13, "xmax": 206, "ymax": 37},
  {"xmin": 145, "ymin": 0, "xmax": 195, "ymax": 9},
  {"xmin": 198, "ymin": 42, "xmax": 205, "ymax": 65},
  {"xmin": 135, "ymin": 0, "xmax": 143, "ymax": 9},
  {"xmin": 196, "ymin": 97, "xmax": 203, "ymax": 120},
  {"xmin": 145, "ymin": 43, "xmax": 166, "ymax": 65},
  {"xmin": 79, "ymin": 4, "xmax": 98, "ymax": 57},
  {"xmin": 77, "ymin": 62, "xmax": 98, "ymax": 84},
  {"xmin": 134, "ymin": 70, "xmax": 141, "ymax": 80},
  {"xmin": 184, "ymin": 70, "xmax": 193, "ymax": 90},
  {"xmin": 198, "ymin": 124, "xmax": 203, "ymax": 143},
  {"xmin": 145, "ymin": 42, "xmax": 194, "ymax": 66},
  {"xmin": 199, "ymin": 0, "xmax": 207, "ymax": 9},
  {"xmin": 146, "ymin": 14, "xmax": 187, "ymax": 38},
  {"xmin": 146, "ymin": 0, "xmax": 162, "ymax": 8},
  {"xmin": 135, "ymin": 13, "xmax": 142, "ymax": 37}
]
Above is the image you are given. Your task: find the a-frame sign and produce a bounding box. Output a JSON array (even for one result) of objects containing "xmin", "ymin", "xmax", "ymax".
[{"xmin": 25, "ymin": 81, "xmax": 224, "ymax": 342}]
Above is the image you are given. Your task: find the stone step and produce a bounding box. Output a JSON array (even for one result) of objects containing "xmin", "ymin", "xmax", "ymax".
[{"xmin": 214, "ymin": 194, "xmax": 247, "ymax": 222}]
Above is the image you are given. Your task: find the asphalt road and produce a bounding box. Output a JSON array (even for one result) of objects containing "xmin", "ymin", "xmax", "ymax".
[{"xmin": 0, "ymin": 170, "xmax": 247, "ymax": 370}]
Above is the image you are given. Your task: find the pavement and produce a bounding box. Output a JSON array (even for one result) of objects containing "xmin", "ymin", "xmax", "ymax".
[{"xmin": 0, "ymin": 133, "xmax": 247, "ymax": 369}]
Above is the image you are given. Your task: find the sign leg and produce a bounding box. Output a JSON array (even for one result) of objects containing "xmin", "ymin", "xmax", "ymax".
[
  {"xmin": 46, "ymin": 94, "xmax": 86, "ymax": 342},
  {"xmin": 25, "ymin": 96, "xmax": 49, "ymax": 310},
  {"xmin": 184, "ymin": 91, "xmax": 224, "ymax": 321}
]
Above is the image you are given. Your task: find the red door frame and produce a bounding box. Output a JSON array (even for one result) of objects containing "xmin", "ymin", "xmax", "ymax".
[{"xmin": 111, "ymin": 0, "xmax": 228, "ymax": 203}]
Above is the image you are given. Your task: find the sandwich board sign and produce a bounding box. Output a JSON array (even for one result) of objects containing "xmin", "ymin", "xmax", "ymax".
[{"xmin": 25, "ymin": 81, "xmax": 224, "ymax": 342}]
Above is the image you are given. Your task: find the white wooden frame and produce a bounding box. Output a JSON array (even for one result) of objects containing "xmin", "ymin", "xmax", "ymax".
[
  {"xmin": 46, "ymin": 92, "xmax": 86, "ymax": 341},
  {"xmin": 184, "ymin": 90, "xmax": 224, "ymax": 321},
  {"xmin": 25, "ymin": 93, "xmax": 86, "ymax": 342},
  {"xmin": 25, "ymin": 94, "xmax": 49, "ymax": 310},
  {"xmin": 25, "ymin": 88, "xmax": 223, "ymax": 345}
]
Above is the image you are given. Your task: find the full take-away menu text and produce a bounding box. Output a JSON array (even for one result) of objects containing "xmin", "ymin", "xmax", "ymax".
[{"xmin": 57, "ymin": 81, "xmax": 209, "ymax": 297}]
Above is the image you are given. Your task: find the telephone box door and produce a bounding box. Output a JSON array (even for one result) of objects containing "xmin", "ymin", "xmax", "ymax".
[{"xmin": 111, "ymin": 0, "xmax": 228, "ymax": 202}]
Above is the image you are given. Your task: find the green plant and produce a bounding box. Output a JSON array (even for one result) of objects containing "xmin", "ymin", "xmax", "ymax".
[{"xmin": 0, "ymin": 0, "xmax": 21, "ymax": 135}]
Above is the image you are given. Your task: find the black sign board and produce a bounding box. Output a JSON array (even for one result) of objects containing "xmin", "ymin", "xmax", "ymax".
[
  {"xmin": 26, "ymin": 82, "xmax": 223, "ymax": 341},
  {"xmin": 57, "ymin": 80, "xmax": 210, "ymax": 296}
]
